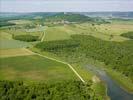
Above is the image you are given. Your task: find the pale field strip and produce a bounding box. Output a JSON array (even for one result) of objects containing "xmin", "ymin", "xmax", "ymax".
[
  {"xmin": 24, "ymin": 48, "xmax": 86, "ymax": 83},
  {"xmin": 0, "ymin": 48, "xmax": 35, "ymax": 58},
  {"xmin": 41, "ymin": 32, "xmax": 46, "ymax": 42}
]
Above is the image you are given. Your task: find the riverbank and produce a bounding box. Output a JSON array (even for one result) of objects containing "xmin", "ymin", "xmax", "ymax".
[
  {"xmin": 106, "ymin": 69, "xmax": 133, "ymax": 94},
  {"xmin": 83, "ymin": 58, "xmax": 133, "ymax": 94}
]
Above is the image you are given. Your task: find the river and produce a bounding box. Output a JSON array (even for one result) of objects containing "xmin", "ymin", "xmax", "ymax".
[{"xmin": 86, "ymin": 65, "xmax": 133, "ymax": 100}]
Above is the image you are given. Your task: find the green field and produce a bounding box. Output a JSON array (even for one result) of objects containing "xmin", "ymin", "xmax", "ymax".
[
  {"xmin": 44, "ymin": 27, "xmax": 70, "ymax": 41},
  {"xmin": 44, "ymin": 22, "xmax": 133, "ymax": 42},
  {"xmin": 0, "ymin": 40, "xmax": 30, "ymax": 49},
  {"xmin": 1, "ymin": 19, "xmax": 133, "ymax": 42},
  {"xmin": 0, "ymin": 55, "xmax": 78, "ymax": 82}
]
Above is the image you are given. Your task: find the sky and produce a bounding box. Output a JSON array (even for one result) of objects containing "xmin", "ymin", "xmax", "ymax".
[{"xmin": 0, "ymin": 0, "xmax": 133, "ymax": 12}]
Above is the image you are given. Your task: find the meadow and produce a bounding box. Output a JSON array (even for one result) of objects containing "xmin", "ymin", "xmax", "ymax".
[
  {"xmin": 0, "ymin": 55, "xmax": 78, "ymax": 82},
  {"xmin": 44, "ymin": 22, "xmax": 132, "ymax": 42}
]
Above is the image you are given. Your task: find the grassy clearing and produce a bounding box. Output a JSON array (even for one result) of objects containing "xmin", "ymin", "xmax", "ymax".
[
  {"xmin": 0, "ymin": 55, "xmax": 78, "ymax": 82},
  {"xmin": 92, "ymin": 82, "xmax": 109, "ymax": 100},
  {"xmin": 45, "ymin": 27, "xmax": 70, "ymax": 41},
  {"xmin": 0, "ymin": 48, "xmax": 34, "ymax": 58},
  {"xmin": 71, "ymin": 64, "xmax": 93, "ymax": 82}
]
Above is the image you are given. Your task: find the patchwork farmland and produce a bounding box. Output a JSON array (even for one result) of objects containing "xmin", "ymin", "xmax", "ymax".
[{"xmin": 0, "ymin": 12, "xmax": 133, "ymax": 100}]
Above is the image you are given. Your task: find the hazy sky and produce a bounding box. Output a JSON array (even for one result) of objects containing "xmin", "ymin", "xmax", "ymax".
[{"xmin": 0, "ymin": 0, "xmax": 133, "ymax": 12}]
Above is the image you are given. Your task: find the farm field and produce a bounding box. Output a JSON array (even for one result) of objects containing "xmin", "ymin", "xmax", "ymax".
[
  {"xmin": 0, "ymin": 31, "xmax": 12, "ymax": 40},
  {"xmin": 0, "ymin": 48, "xmax": 34, "ymax": 58},
  {"xmin": 0, "ymin": 55, "xmax": 78, "ymax": 82},
  {"xmin": 1, "ymin": 19, "xmax": 133, "ymax": 42},
  {"xmin": 0, "ymin": 40, "xmax": 30, "ymax": 49},
  {"xmin": 44, "ymin": 22, "xmax": 132, "ymax": 42}
]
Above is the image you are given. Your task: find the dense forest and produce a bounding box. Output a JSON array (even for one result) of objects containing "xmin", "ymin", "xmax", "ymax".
[
  {"xmin": 0, "ymin": 80, "xmax": 104, "ymax": 100},
  {"xmin": 44, "ymin": 13, "xmax": 109, "ymax": 24},
  {"xmin": 121, "ymin": 31, "xmax": 133, "ymax": 39},
  {"xmin": 0, "ymin": 21, "xmax": 16, "ymax": 27},
  {"xmin": 36, "ymin": 35, "xmax": 133, "ymax": 82},
  {"xmin": 13, "ymin": 35, "xmax": 39, "ymax": 42},
  {"xmin": 36, "ymin": 39, "xmax": 80, "ymax": 51}
]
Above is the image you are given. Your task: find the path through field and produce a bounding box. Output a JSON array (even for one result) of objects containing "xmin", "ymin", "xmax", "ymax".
[
  {"xmin": 41, "ymin": 32, "xmax": 46, "ymax": 42},
  {"xmin": 24, "ymin": 48, "xmax": 85, "ymax": 83}
]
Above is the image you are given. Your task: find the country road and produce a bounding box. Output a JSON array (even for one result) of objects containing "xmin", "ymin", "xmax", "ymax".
[{"xmin": 24, "ymin": 48, "xmax": 86, "ymax": 83}]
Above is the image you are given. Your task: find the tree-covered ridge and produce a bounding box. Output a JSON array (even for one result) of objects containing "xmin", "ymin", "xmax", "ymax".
[
  {"xmin": 45, "ymin": 13, "xmax": 89, "ymax": 22},
  {"xmin": 0, "ymin": 80, "xmax": 104, "ymax": 100},
  {"xmin": 0, "ymin": 21, "xmax": 16, "ymax": 27},
  {"xmin": 45, "ymin": 13, "xmax": 109, "ymax": 24},
  {"xmin": 121, "ymin": 31, "xmax": 133, "ymax": 39},
  {"xmin": 35, "ymin": 35, "xmax": 133, "ymax": 82}
]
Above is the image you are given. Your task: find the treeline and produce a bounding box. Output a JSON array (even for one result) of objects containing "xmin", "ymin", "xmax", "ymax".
[
  {"xmin": 35, "ymin": 35, "xmax": 133, "ymax": 81},
  {"xmin": 13, "ymin": 35, "xmax": 39, "ymax": 42},
  {"xmin": 121, "ymin": 31, "xmax": 133, "ymax": 39},
  {"xmin": 45, "ymin": 13, "xmax": 109, "ymax": 24},
  {"xmin": 0, "ymin": 21, "xmax": 16, "ymax": 27},
  {"xmin": 45, "ymin": 13, "xmax": 89, "ymax": 22},
  {"xmin": 0, "ymin": 80, "xmax": 103, "ymax": 100},
  {"xmin": 36, "ymin": 39, "xmax": 80, "ymax": 51}
]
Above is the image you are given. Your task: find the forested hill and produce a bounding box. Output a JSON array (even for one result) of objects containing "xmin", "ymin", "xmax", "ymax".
[
  {"xmin": 45, "ymin": 13, "xmax": 89, "ymax": 22},
  {"xmin": 44, "ymin": 13, "xmax": 108, "ymax": 23}
]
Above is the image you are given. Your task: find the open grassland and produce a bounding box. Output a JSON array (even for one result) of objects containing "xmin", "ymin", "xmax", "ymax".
[
  {"xmin": 0, "ymin": 55, "xmax": 78, "ymax": 82},
  {"xmin": 0, "ymin": 48, "xmax": 34, "ymax": 58},
  {"xmin": 1, "ymin": 20, "xmax": 132, "ymax": 42},
  {"xmin": 44, "ymin": 22, "xmax": 133, "ymax": 42}
]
